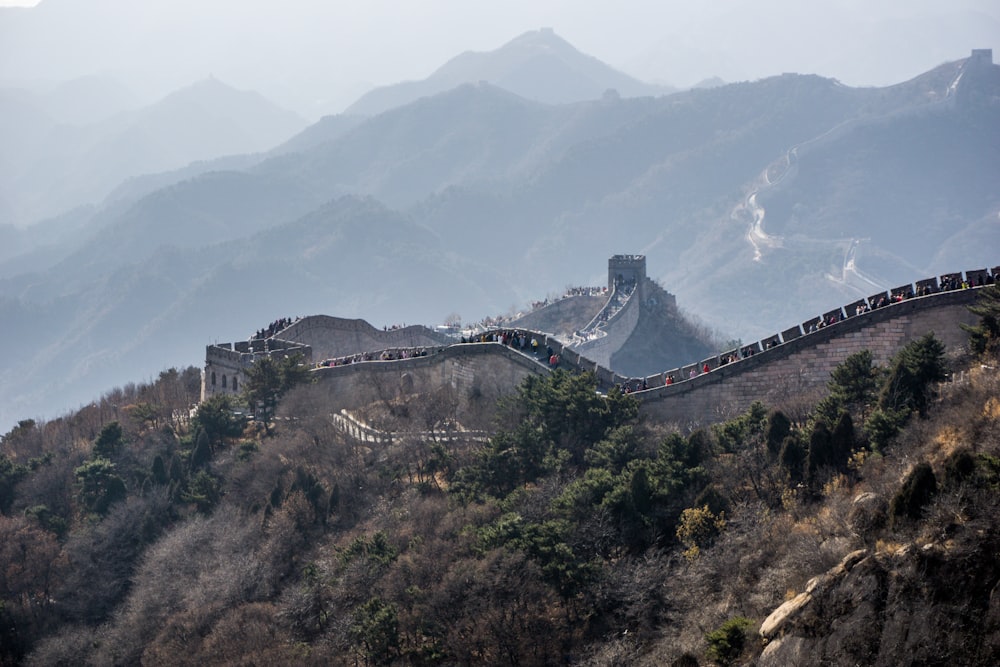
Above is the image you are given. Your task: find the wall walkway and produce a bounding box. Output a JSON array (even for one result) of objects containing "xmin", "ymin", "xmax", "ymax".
[{"xmin": 223, "ymin": 267, "xmax": 997, "ymax": 432}]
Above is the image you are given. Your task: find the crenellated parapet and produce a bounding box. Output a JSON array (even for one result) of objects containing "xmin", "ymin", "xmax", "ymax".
[
  {"xmin": 637, "ymin": 286, "xmax": 982, "ymax": 427},
  {"xmin": 202, "ymin": 338, "xmax": 311, "ymax": 401},
  {"xmin": 201, "ymin": 315, "xmax": 452, "ymax": 402},
  {"xmin": 203, "ymin": 264, "xmax": 997, "ymax": 430},
  {"xmin": 279, "ymin": 315, "xmax": 452, "ymax": 360},
  {"xmin": 571, "ymin": 255, "xmax": 678, "ymax": 367}
]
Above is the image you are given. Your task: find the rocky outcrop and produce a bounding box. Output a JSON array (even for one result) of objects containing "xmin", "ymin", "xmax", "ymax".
[
  {"xmin": 759, "ymin": 549, "xmax": 868, "ymax": 641},
  {"xmin": 758, "ymin": 536, "xmax": 1000, "ymax": 666}
]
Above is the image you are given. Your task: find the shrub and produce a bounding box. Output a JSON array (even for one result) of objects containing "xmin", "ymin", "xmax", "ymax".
[
  {"xmin": 942, "ymin": 447, "xmax": 976, "ymax": 490},
  {"xmin": 889, "ymin": 462, "xmax": 937, "ymax": 527},
  {"xmin": 677, "ymin": 505, "xmax": 726, "ymax": 561},
  {"xmin": 705, "ymin": 616, "xmax": 753, "ymax": 665}
]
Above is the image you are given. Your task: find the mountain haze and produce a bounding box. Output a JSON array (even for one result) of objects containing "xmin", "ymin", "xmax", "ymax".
[
  {"xmin": 346, "ymin": 28, "xmax": 672, "ymax": 117},
  {"xmin": 0, "ymin": 42, "xmax": 997, "ymax": 432},
  {"xmin": 0, "ymin": 77, "xmax": 306, "ymax": 227}
]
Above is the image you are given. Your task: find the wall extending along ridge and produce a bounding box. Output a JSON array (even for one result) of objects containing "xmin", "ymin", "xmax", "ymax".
[
  {"xmin": 294, "ymin": 342, "xmax": 551, "ymax": 429},
  {"xmin": 202, "ymin": 316, "xmax": 451, "ymax": 401},
  {"xmin": 204, "ymin": 265, "xmax": 996, "ymax": 433},
  {"xmin": 636, "ymin": 289, "xmax": 980, "ymax": 427},
  {"xmin": 572, "ymin": 281, "xmax": 643, "ymax": 368},
  {"xmin": 296, "ymin": 280, "xmax": 987, "ymax": 432},
  {"xmin": 280, "ymin": 315, "xmax": 452, "ymax": 360}
]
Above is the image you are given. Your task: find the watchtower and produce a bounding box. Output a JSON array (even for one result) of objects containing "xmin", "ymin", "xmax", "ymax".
[
  {"xmin": 970, "ymin": 49, "xmax": 993, "ymax": 65},
  {"xmin": 608, "ymin": 254, "xmax": 646, "ymax": 290}
]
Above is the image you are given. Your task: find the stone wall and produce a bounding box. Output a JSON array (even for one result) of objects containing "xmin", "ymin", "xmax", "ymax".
[
  {"xmin": 289, "ymin": 287, "xmax": 980, "ymax": 430},
  {"xmin": 296, "ymin": 342, "xmax": 551, "ymax": 428},
  {"xmin": 607, "ymin": 254, "xmax": 646, "ymax": 287},
  {"xmin": 508, "ymin": 294, "xmax": 605, "ymax": 336},
  {"xmin": 202, "ymin": 338, "xmax": 311, "ymax": 401},
  {"xmin": 636, "ymin": 289, "xmax": 980, "ymax": 428},
  {"xmin": 280, "ymin": 315, "xmax": 451, "ymax": 360},
  {"xmin": 203, "ymin": 265, "xmax": 995, "ymax": 432},
  {"xmin": 572, "ymin": 282, "xmax": 643, "ymax": 368}
]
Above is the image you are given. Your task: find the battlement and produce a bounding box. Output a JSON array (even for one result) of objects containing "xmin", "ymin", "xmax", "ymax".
[
  {"xmin": 202, "ymin": 259, "xmax": 997, "ymax": 428},
  {"xmin": 202, "ymin": 338, "xmax": 312, "ymax": 401},
  {"xmin": 971, "ymin": 49, "xmax": 993, "ymax": 65},
  {"xmin": 607, "ymin": 254, "xmax": 646, "ymax": 289}
]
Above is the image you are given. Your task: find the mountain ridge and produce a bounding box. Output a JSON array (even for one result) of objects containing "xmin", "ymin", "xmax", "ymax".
[
  {"xmin": 0, "ymin": 76, "xmax": 307, "ymax": 227},
  {"xmin": 0, "ymin": 48, "xmax": 996, "ymax": 433},
  {"xmin": 345, "ymin": 28, "xmax": 672, "ymax": 116}
]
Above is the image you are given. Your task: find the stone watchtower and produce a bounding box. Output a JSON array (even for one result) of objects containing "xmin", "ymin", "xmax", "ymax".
[
  {"xmin": 957, "ymin": 49, "xmax": 995, "ymax": 108},
  {"xmin": 608, "ymin": 254, "xmax": 646, "ymax": 292}
]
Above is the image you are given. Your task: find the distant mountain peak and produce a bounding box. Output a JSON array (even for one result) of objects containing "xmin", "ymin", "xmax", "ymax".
[
  {"xmin": 505, "ymin": 27, "xmax": 575, "ymax": 51},
  {"xmin": 171, "ymin": 75, "xmax": 241, "ymax": 98},
  {"xmin": 344, "ymin": 29, "xmax": 672, "ymax": 116}
]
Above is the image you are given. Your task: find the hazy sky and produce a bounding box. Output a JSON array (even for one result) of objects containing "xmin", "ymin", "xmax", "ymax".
[{"xmin": 2, "ymin": 0, "xmax": 998, "ymax": 118}]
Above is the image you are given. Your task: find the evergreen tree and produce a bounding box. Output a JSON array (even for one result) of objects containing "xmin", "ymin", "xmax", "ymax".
[
  {"xmin": 192, "ymin": 394, "xmax": 245, "ymax": 447},
  {"xmin": 815, "ymin": 350, "xmax": 880, "ymax": 424},
  {"xmin": 829, "ymin": 350, "xmax": 880, "ymax": 416},
  {"xmin": 92, "ymin": 421, "xmax": 125, "ymax": 459},
  {"xmin": 74, "ymin": 458, "xmax": 127, "ymax": 516},
  {"xmin": 889, "ymin": 462, "xmax": 937, "ymax": 526},
  {"xmin": 151, "ymin": 455, "xmax": 168, "ymax": 486},
  {"xmin": 864, "ymin": 406, "xmax": 909, "ymax": 452},
  {"xmin": 942, "ymin": 448, "xmax": 976, "ymax": 490},
  {"xmin": 765, "ymin": 410, "xmax": 792, "ymax": 457},
  {"xmin": 182, "ymin": 470, "xmax": 220, "ymax": 514},
  {"xmin": 806, "ymin": 421, "xmax": 833, "ymax": 485},
  {"xmin": 830, "ymin": 411, "xmax": 855, "ymax": 471},
  {"xmin": 243, "ymin": 353, "xmax": 311, "ymax": 432},
  {"xmin": 712, "ymin": 401, "xmax": 767, "ymax": 453},
  {"xmin": 963, "ymin": 283, "xmax": 1000, "ymax": 359},
  {"xmin": 879, "ymin": 333, "xmax": 947, "ymax": 417},
  {"xmin": 779, "ymin": 436, "xmax": 806, "ymax": 484},
  {"xmin": 189, "ymin": 430, "xmax": 212, "ymax": 472},
  {"xmin": 167, "ymin": 454, "xmax": 185, "ymax": 482},
  {"xmin": 0, "ymin": 454, "xmax": 27, "ymax": 515}
]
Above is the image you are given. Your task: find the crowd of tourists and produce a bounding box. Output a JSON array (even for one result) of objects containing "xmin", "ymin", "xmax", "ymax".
[
  {"xmin": 940, "ymin": 273, "xmax": 993, "ymax": 292},
  {"xmin": 615, "ymin": 269, "xmax": 997, "ymax": 394},
  {"xmin": 252, "ymin": 316, "xmax": 299, "ymax": 341},
  {"xmin": 529, "ymin": 285, "xmax": 608, "ymax": 311},
  {"xmin": 267, "ymin": 268, "xmax": 998, "ymax": 397},
  {"xmin": 317, "ymin": 347, "xmax": 432, "ymax": 368},
  {"xmin": 574, "ymin": 280, "xmax": 637, "ymax": 342}
]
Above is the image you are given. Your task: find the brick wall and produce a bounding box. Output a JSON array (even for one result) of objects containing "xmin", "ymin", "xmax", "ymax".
[{"xmin": 636, "ymin": 290, "xmax": 980, "ymax": 428}]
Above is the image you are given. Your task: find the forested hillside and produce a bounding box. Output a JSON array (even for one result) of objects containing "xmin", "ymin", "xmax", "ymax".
[{"xmin": 2, "ymin": 287, "xmax": 999, "ymax": 665}]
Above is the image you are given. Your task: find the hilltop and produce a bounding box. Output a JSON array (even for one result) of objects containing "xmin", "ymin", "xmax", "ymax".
[{"xmin": 346, "ymin": 28, "xmax": 672, "ymax": 116}]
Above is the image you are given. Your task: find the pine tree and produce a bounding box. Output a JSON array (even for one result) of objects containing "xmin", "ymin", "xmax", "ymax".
[
  {"xmin": 963, "ymin": 283, "xmax": 1000, "ymax": 359},
  {"xmin": 879, "ymin": 333, "xmax": 947, "ymax": 417},
  {"xmin": 806, "ymin": 421, "xmax": 833, "ymax": 486},
  {"xmin": 830, "ymin": 411, "xmax": 855, "ymax": 471},
  {"xmin": 92, "ymin": 421, "xmax": 125, "ymax": 459},
  {"xmin": 889, "ymin": 462, "xmax": 937, "ymax": 526},
  {"xmin": 779, "ymin": 436, "xmax": 806, "ymax": 484},
  {"xmin": 765, "ymin": 410, "xmax": 791, "ymax": 457},
  {"xmin": 189, "ymin": 430, "xmax": 212, "ymax": 472}
]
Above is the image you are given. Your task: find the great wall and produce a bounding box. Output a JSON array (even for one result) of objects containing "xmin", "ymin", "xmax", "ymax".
[{"xmin": 203, "ymin": 257, "xmax": 997, "ymax": 429}]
